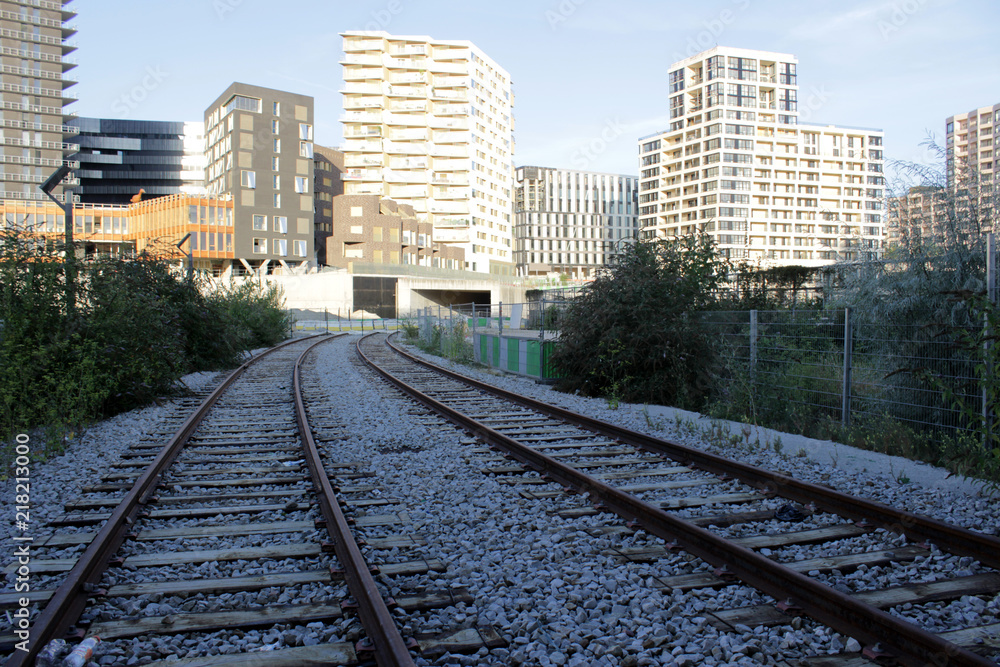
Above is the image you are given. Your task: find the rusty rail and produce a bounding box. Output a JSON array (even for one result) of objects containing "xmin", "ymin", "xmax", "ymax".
[
  {"xmin": 6, "ymin": 335, "xmax": 326, "ymax": 667},
  {"xmin": 294, "ymin": 336, "xmax": 417, "ymax": 667},
  {"xmin": 360, "ymin": 332, "xmax": 995, "ymax": 667}
]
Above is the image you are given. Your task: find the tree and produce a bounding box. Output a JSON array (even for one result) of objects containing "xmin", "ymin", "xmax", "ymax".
[{"xmin": 550, "ymin": 235, "xmax": 727, "ymax": 409}]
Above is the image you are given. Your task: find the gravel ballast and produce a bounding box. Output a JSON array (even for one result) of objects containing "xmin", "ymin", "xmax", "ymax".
[{"xmin": 3, "ymin": 333, "xmax": 999, "ymax": 666}]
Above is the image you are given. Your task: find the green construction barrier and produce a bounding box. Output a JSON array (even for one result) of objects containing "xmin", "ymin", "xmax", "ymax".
[
  {"xmin": 492, "ymin": 335, "xmax": 500, "ymax": 366},
  {"xmin": 507, "ymin": 337, "xmax": 520, "ymax": 372},
  {"xmin": 526, "ymin": 340, "xmax": 540, "ymax": 377}
]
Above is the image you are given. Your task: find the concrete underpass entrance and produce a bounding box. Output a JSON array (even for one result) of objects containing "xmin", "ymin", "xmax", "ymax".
[{"xmin": 410, "ymin": 288, "xmax": 490, "ymax": 312}]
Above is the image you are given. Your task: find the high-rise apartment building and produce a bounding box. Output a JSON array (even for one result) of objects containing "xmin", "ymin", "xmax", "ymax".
[
  {"xmin": 946, "ymin": 102, "xmax": 998, "ymax": 231},
  {"xmin": 513, "ymin": 165, "xmax": 638, "ymax": 279},
  {"xmin": 0, "ymin": 0, "xmax": 78, "ymax": 203},
  {"xmin": 70, "ymin": 118, "xmax": 206, "ymax": 204},
  {"xmin": 204, "ymin": 83, "xmax": 314, "ymax": 274},
  {"xmin": 339, "ymin": 31, "xmax": 514, "ymax": 276},
  {"xmin": 638, "ymin": 47, "xmax": 885, "ymax": 266}
]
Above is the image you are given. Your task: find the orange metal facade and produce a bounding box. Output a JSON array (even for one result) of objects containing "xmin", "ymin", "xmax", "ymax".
[{"xmin": 0, "ymin": 194, "xmax": 235, "ymax": 262}]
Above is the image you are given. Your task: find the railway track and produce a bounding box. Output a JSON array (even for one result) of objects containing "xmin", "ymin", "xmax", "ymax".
[
  {"xmin": 2, "ymin": 334, "xmax": 499, "ymax": 666},
  {"xmin": 357, "ymin": 331, "xmax": 1000, "ymax": 667}
]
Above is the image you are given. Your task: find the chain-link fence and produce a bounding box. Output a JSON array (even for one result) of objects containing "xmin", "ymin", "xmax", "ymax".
[{"xmin": 701, "ymin": 308, "xmax": 982, "ymax": 439}]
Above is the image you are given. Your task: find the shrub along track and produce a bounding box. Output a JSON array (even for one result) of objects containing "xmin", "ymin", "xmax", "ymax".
[
  {"xmin": 358, "ymin": 331, "xmax": 1000, "ymax": 667},
  {"xmin": 2, "ymin": 334, "xmax": 497, "ymax": 667}
]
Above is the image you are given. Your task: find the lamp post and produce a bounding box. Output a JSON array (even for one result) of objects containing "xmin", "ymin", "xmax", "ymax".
[
  {"xmin": 176, "ymin": 232, "xmax": 193, "ymax": 283},
  {"xmin": 40, "ymin": 165, "xmax": 74, "ymax": 315}
]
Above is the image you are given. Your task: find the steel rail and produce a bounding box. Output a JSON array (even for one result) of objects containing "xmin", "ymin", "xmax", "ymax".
[
  {"xmin": 384, "ymin": 333, "xmax": 1000, "ymax": 572},
  {"xmin": 293, "ymin": 336, "xmax": 417, "ymax": 667},
  {"xmin": 6, "ymin": 335, "xmax": 326, "ymax": 667},
  {"xmin": 359, "ymin": 332, "xmax": 994, "ymax": 667}
]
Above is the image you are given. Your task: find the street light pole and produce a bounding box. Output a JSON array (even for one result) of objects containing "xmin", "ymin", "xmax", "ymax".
[
  {"xmin": 176, "ymin": 232, "xmax": 193, "ymax": 284},
  {"xmin": 40, "ymin": 165, "xmax": 74, "ymax": 316}
]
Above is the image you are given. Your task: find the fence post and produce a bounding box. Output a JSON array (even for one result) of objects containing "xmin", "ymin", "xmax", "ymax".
[
  {"xmin": 324, "ymin": 307, "xmax": 328, "ymax": 334},
  {"xmin": 749, "ymin": 309, "xmax": 758, "ymax": 384},
  {"xmin": 498, "ymin": 301, "xmax": 503, "ymax": 334},
  {"xmin": 984, "ymin": 233, "xmax": 996, "ymax": 442},
  {"xmin": 842, "ymin": 306, "xmax": 853, "ymax": 426}
]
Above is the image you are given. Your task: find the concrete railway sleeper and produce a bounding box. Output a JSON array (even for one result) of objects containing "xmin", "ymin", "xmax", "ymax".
[{"xmin": 356, "ymin": 331, "xmax": 1000, "ymax": 667}]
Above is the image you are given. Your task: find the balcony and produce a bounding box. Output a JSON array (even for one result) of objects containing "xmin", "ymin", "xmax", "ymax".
[
  {"xmin": 433, "ymin": 103, "xmax": 470, "ymax": 116},
  {"xmin": 385, "ymin": 170, "xmax": 428, "ymax": 184},
  {"xmin": 343, "ymin": 96, "xmax": 383, "ymax": 110},
  {"xmin": 340, "ymin": 53, "xmax": 381, "ymax": 66},
  {"xmin": 431, "ymin": 173, "xmax": 469, "ymax": 186},
  {"xmin": 432, "ymin": 186, "xmax": 469, "ymax": 199},
  {"xmin": 383, "ymin": 112, "xmax": 426, "ymax": 127},
  {"xmin": 342, "ymin": 139, "xmax": 382, "ymax": 153},
  {"xmin": 343, "ymin": 67, "xmax": 381, "ymax": 82},
  {"xmin": 427, "ymin": 60, "xmax": 466, "ymax": 75},
  {"xmin": 389, "ymin": 71, "xmax": 427, "ymax": 85},
  {"xmin": 433, "ymin": 75, "xmax": 468, "ymax": 88},
  {"xmin": 343, "ymin": 127, "xmax": 382, "ymax": 139},
  {"xmin": 430, "ymin": 88, "xmax": 468, "ymax": 102},
  {"xmin": 388, "ymin": 127, "xmax": 428, "ymax": 141},
  {"xmin": 390, "ymin": 43, "xmax": 428, "ymax": 56},
  {"xmin": 432, "ymin": 130, "xmax": 468, "ymax": 144},
  {"xmin": 388, "ymin": 184, "xmax": 428, "ymax": 198},
  {"xmin": 341, "ymin": 111, "xmax": 382, "ymax": 123},
  {"xmin": 389, "ymin": 156, "xmax": 428, "ymax": 169},
  {"xmin": 384, "ymin": 56, "xmax": 427, "ymax": 69},
  {"xmin": 341, "ymin": 168, "xmax": 381, "ymax": 181},
  {"xmin": 388, "ymin": 99, "xmax": 427, "ymax": 112},
  {"xmin": 383, "ymin": 140, "xmax": 427, "ymax": 155},
  {"xmin": 386, "ymin": 85, "xmax": 426, "ymax": 98},
  {"xmin": 429, "ymin": 145, "xmax": 468, "ymax": 158},
  {"xmin": 341, "ymin": 82, "xmax": 381, "ymax": 95},
  {"xmin": 432, "ymin": 158, "xmax": 468, "ymax": 171},
  {"xmin": 344, "ymin": 154, "xmax": 383, "ymax": 168},
  {"xmin": 430, "ymin": 201, "xmax": 470, "ymax": 215},
  {"xmin": 428, "ymin": 117, "xmax": 469, "ymax": 130}
]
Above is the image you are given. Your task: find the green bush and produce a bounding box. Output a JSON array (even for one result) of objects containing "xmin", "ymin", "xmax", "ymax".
[
  {"xmin": 550, "ymin": 235, "xmax": 726, "ymax": 409},
  {"xmin": 0, "ymin": 230, "xmax": 293, "ymax": 468}
]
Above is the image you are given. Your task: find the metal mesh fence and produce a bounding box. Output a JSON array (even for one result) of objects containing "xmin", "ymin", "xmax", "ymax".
[{"xmin": 700, "ymin": 308, "xmax": 982, "ymax": 438}]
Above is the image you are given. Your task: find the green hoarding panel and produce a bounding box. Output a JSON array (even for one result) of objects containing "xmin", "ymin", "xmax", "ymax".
[
  {"xmin": 526, "ymin": 340, "xmax": 540, "ymax": 377},
  {"xmin": 492, "ymin": 335, "xmax": 500, "ymax": 366},
  {"xmin": 507, "ymin": 337, "xmax": 520, "ymax": 372},
  {"xmin": 479, "ymin": 334, "xmax": 488, "ymax": 365},
  {"xmin": 542, "ymin": 341, "xmax": 560, "ymax": 379}
]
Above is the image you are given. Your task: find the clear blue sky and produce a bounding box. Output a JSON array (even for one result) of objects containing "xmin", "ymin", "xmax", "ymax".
[{"xmin": 71, "ymin": 0, "xmax": 999, "ymax": 182}]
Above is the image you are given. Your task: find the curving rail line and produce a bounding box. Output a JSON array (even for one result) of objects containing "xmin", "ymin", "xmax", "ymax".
[{"xmin": 357, "ymin": 331, "xmax": 1000, "ymax": 667}]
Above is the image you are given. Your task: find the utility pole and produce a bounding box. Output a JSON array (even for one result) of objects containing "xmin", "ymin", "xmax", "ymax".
[{"xmin": 40, "ymin": 165, "xmax": 75, "ymax": 316}]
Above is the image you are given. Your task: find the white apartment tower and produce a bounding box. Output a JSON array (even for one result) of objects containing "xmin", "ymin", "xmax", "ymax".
[
  {"xmin": 946, "ymin": 103, "xmax": 998, "ymax": 231},
  {"xmin": 513, "ymin": 165, "xmax": 638, "ymax": 279},
  {"xmin": 340, "ymin": 31, "xmax": 514, "ymax": 275},
  {"xmin": 638, "ymin": 47, "xmax": 886, "ymax": 266}
]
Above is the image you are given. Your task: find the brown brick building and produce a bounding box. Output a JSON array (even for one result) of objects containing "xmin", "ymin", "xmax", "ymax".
[{"xmin": 326, "ymin": 194, "xmax": 464, "ymax": 270}]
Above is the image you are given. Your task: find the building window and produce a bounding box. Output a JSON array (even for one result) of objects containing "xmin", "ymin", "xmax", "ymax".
[
  {"xmin": 294, "ymin": 176, "xmax": 308, "ymax": 193},
  {"xmin": 350, "ymin": 206, "xmax": 363, "ymax": 217},
  {"xmin": 273, "ymin": 174, "xmax": 280, "ymax": 189},
  {"xmin": 299, "ymin": 123, "xmax": 313, "ymax": 141},
  {"xmin": 273, "ymin": 193, "xmax": 281, "ymax": 207},
  {"xmin": 223, "ymin": 95, "xmax": 261, "ymax": 115},
  {"xmin": 294, "ymin": 240, "xmax": 307, "ymax": 257},
  {"xmin": 272, "ymin": 120, "xmax": 279, "ymax": 134},
  {"xmin": 241, "ymin": 170, "xmax": 256, "ymax": 188},
  {"xmin": 252, "ymin": 214, "xmax": 266, "ymax": 231},
  {"xmin": 299, "ymin": 141, "xmax": 313, "ymax": 158},
  {"xmin": 273, "ymin": 138, "xmax": 281, "ymax": 153},
  {"xmin": 273, "ymin": 216, "xmax": 288, "ymax": 233},
  {"xmin": 273, "ymin": 101, "xmax": 280, "ymax": 115},
  {"xmin": 272, "ymin": 157, "xmax": 279, "ymax": 171},
  {"xmin": 252, "ymin": 237, "xmax": 267, "ymax": 253},
  {"xmin": 275, "ymin": 238, "xmax": 287, "ymax": 256}
]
